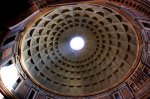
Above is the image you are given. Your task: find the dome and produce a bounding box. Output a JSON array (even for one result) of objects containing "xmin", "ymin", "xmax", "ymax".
[
  {"xmin": 1, "ymin": 0, "xmax": 150, "ymax": 98},
  {"xmin": 20, "ymin": 4, "xmax": 138, "ymax": 96}
]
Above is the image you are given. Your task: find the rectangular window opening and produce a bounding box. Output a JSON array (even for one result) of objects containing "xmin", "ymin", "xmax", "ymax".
[
  {"xmin": 143, "ymin": 67, "xmax": 150, "ymax": 77},
  {"xmin": 13, "ymin": 77, "xmax": 22, "ymax": 89},
  {"xmin": 142, "ymin": 22, "xmax": 150, "ymax": 28},
  {"xmin": 28, "ymin": 90, "xmax": 36, "ymax": 99},
  {"xmin": 5, "ymin": 60, "xmax": 13, "ymax": 66},
  {"xmin": 3, "ymin": 35, "xmax": 16, "ymax": 46},
  {"xmin": 114, "ymin": 93, "xmax": 121, "ymax": 99}
]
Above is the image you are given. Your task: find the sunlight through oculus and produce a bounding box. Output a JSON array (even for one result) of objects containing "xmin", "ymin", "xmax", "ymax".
[
  {"xmin": 1, "ymin": 64, "xmax": 18, "ymax": 90},
  {"xmin": 70, "ymin": 37, "xmax": 85, "ymax": 50}
]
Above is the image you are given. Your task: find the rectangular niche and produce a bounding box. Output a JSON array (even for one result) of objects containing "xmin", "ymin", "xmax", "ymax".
[
  {"xmin": 120, "ymin": 86, "xmax": 133, "ymax": 99},
  {"xmin": 143, "ymin": 67, "xmax": 150, "ymax": 77},
  {"xmin": 142, "ymin": 22, "xmax": 150, "ymax": 29},
  {"xmin": 13, "ymin": 77, "xmax": 22, "ymax": 90},
  {"xmin": 28, "ymin": 89, "xmax": 37, "ymax": 99},
  {"xmin": 113, "ymin": 92, "xmax": 122, "ymax": 99},
  {"xmin": 3, "ymin": 35, "xmax": 16, "ymax": 46},
  {"xmin": 139, "ymin": 20, "xmax": 150, "ymax": 30}
]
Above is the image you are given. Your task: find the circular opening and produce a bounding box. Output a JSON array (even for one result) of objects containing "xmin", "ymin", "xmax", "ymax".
[{"xmin": 70, "ymin": 37, "xmax": 85, "ymax": 50}]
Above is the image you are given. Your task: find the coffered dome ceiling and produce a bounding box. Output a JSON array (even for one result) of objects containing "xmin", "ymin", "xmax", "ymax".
[{"xmin": 20, "ymin": 4, "xmax": 138, "ymax": 96}]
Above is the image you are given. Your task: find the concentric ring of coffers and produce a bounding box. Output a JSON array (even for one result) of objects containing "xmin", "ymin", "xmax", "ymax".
[{"xmin": 21, "ymin": 4, "xmax": 138, "ymax": 95}]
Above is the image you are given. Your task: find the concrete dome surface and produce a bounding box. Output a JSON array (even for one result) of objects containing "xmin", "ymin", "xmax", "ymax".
[{"xmin": 20, "ymin": 4, "xmax": 138, "ymax": 96}]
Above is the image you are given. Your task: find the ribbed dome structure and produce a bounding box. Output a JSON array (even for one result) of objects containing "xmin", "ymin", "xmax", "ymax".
[{"xmin": 20, "ymin": 4, "xmax": 138, "ymax": 95}]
